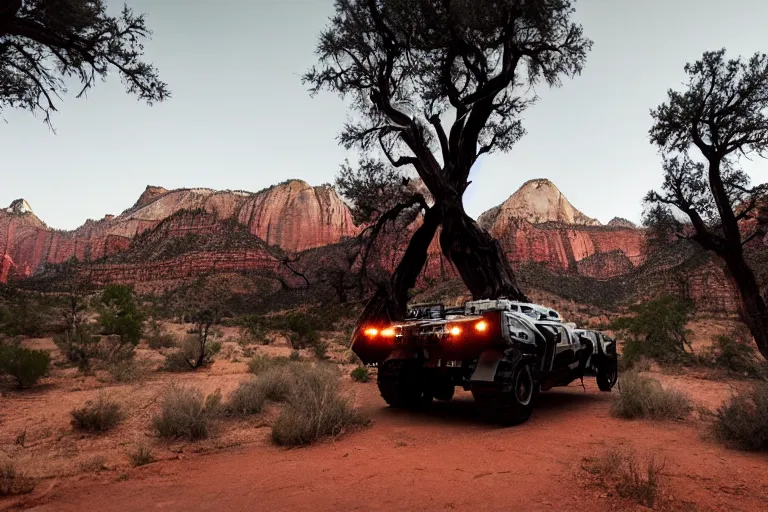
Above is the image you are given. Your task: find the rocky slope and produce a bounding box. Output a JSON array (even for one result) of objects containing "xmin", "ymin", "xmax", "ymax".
[
  {"xmin": 2, "ymin": 177, "xmax": 753, "ymax": 315},
  {"xmin": 0, "ymin": 180, "xmax": 357, "ymax": 282}
]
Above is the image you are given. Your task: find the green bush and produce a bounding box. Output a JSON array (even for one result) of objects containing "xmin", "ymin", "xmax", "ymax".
[
  {"xmin": 54, "ymin": 325, "xmax": 99, "ymax": 372},
  {"xmin": 71, "ymin": 394, "xmax": 125, "ymax": 432},
  {"xmin": 226, "ymin": 379, "xmax": 266, "ymax": 416},
  {"xmin": 700, "ymin": 330, "xmax": 767, "ymax": 378},
  {"xmin": 350, "ymin": 366, "xmax": 369, "ymax": 383},
  {"xmin": 0, "ymin": 460, "xmax": 35, "ymax": 496},
  {"xmin": 97, "ymin": 285, "xmax": 145, "ymax": 346},
  {"xmin": 611, "ymin": 372, "xmax": 693, "ymax": 420},
  {"xmin": 713, "ymin": 383, "xmax": 768, "ymax": 451},
  {"xmin": 271, "ymin": 364, "xmax": 368, "ymax": 446},
  {"xmin": 0, "ymin": 344, "xmax": 50, "ymax": 389},
  {"xmin": 152, "ymin": 385, "xmax": 221, "ymax": 441},
  {"xmin": 612, "ymin": 295, "xmax": 695, "ymax": 368}
]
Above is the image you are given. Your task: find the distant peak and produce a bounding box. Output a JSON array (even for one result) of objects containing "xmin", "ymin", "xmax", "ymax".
[
  {"xmin": 478, "ymin": 178, "xmax": 600, "ymax": 227},
  {"xmin": 133, "ymin": 185, "xmax": 169, "ymax": 210},
  {"xmin": 608, "ymin": 217, "xmax": 637, "ymax": 228},
  {"xmin": 5, "ymin": 198, "xmax": 33, "ymax": 215}
]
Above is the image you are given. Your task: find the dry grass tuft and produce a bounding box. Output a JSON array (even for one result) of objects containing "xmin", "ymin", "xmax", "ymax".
[
  {"xmin": 71, "ymin": 394, "xmax": 126, "ymax": 432},
  {"xmin": 152, "ymin": 385, "xmax": 221, "ymax": 441},
  {"xmin": 582, "ymin": 448, "xmax": 665, "ymax": 508},
  {"xmin": 0, "ymin": 461, "xmax": 35, "ymax": 496},
  {"xmin": 611, "ymin": 371, "xmax": 693, "ymax": 420},
  {"xmin": 127, "ymin": 442, "xmax": 155, "ymax": 467},
  {"xmin": 713, "ymin": 382, "xmax": 768, "ymax": 452}
]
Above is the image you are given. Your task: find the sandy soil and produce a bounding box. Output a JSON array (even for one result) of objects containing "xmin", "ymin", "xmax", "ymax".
[{"xmin": 2, "ymin": 325, "xmax": 767, "ymax": 512}]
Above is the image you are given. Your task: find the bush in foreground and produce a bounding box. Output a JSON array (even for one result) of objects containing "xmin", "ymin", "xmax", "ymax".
[
  {"xmin": 226, "ymin": 379, "xmax": 266, "ymax": 416},
  {"xmin": 0, "ymin": 344, "xmax": 50, "ymax": 389},
  {"xmin": 611, "ymin": 372, "xmax": 693, "ymax": 420},
  {"xmin": 152, "ymin": 385, "xmax": 222, "ymax": 441},
  {"xmin": 350, "ymin": 366, "xmax": 369, "ymax": 383},
  {"xmin": 0, "ymin": 461, "xmax": 35, "ymax": 496},
  {"xmin": 272, "ymin": 364, "xmax": 368, "ymax": 446},
  {"xmin": 713, "ymin": 382, "xmax": 768, "ymax": 452},
  {"xmin": 247, "ymin": 354, "xmax": 290, "ymax": 375},
  {"xmin": 71, "ymin": 394, "xmax": 125, "ymax": 432},
  {"xmin": 582, "ymin": 448, "xmax": 664, "ymax": 508},
  {"xmin": 128, "ymin": 443, "xmax": 155, "ymax": 467}
]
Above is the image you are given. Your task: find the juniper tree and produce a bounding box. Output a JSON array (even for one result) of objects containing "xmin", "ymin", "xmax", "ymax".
[
  {"xmin": 647, "ymin": 49, "xmax": 768, "ymax": 359},
  {"xmin": 0, "ymin": 0, "xmax": 168, "ymax": 127},
  {"xmin": 306, "ymin": 0, "xmax": 591, "ymax": 323}
]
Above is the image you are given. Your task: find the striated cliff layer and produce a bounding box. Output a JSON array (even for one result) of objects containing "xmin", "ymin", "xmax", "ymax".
[{"xmin": 0, "ymin": 180, "xmax": 358, "ymax": 282}]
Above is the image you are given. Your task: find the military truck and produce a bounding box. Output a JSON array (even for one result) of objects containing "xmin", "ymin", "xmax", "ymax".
[{"xmin": 351, "ymin": 299, "xmax": 618, "ymax": 425}]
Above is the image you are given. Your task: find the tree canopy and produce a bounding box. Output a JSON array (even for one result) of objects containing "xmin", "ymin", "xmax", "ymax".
[
  {"xmin": 646, "ymin": 48, "xmax": 768, "ymax": 359},
  {"xmin": 0, "ymin": 0, "xmax": 168, "ymax": 126},
  {"xmin": 307, "ymin": 0, "xmax": 592, "ymax": 313}
]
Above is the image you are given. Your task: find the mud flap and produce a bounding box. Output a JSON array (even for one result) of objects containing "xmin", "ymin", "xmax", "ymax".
[
  {"xmin": 382, "ymin": 349, "xmax": 418, "ymax": 364},
  {"xmin": 470, "ymin": 350, "xmax": 503, "ymax": 383}
]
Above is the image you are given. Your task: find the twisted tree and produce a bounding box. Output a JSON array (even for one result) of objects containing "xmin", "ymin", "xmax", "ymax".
[
  {"xmin": 305, "ymin": 0, "xmax": 591, "ymax": 324},
  {"xmin": 0, "ymin": 0, "xmax": 168, "ymax": 127},
  {"xmin": 647, "ymin": 49, "xmax": 768, "ymax": 359}
]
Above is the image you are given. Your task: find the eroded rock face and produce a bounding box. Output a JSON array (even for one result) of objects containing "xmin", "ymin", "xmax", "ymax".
[
  {"xmin": 479, "ymin": 179, "xmax": 601, "ymax": 228},
  {"xmin": 0, "ymin": 181, "xmax": 358, "ymax": 282}
]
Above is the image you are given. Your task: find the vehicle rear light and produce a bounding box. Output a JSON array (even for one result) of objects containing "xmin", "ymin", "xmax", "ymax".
[
  {"xmin": 449, "ymin": 326, "xmax": 462, "ymax": 336},
  {"xmin": 474, "ymin": 320, "xmax": 488, "ymax": 332},
  {"xmin": 381, "ymin": 327, "xmax": 396, "ymax": 337},
  {"xmin": 363, "ymin": 327, "xmax": 379, "ymax": 337}
]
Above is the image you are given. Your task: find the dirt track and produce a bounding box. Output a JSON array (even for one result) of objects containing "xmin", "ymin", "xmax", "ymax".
[{"xmin": 7, "ymin": 377, "xmax": 768, "ymax": 512}]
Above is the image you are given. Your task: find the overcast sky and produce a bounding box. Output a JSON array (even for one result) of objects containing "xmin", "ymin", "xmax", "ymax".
[{"xmin": 2, "ymin": 0, "xmax": 767, "ymax": 230}]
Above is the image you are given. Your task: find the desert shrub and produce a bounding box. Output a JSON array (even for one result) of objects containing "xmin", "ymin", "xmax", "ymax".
[
  {"xmin": 312, "ymin": 340, "xmax": 328, "ymax": 359},
  {"xmin": 350, "ymin": 366, "xmax": 369, "ymax": 383},
  {"xmin": 612, "ymin": 295, "xmax": 694, "ymax": 368},
  {"xmin": 0, "ymin": 289, "xmax": 45, "ymax": 338},
  {"xmin": 71, "ymin": 394, "xmax": 125, "ymax": 432},
  {"xmin": 247, "ymin": 354, "xmax": 290, "ymax": 375},
  {"xmin": 152, "ymin": 385, "xmax": 222, "ymax": 441},
  {"xmin": 163, "ymin": 334, "xmax": 219, "ymax": 372},
  {"xmin": 145, "ymin": 319, "xmax": 176, "ymax": 349},
  {"xmin": 128, "ymin": 443, "xmax": 154, "ymax": 467},
  {"xmin": 107, "ymin": 358, "xmax": 148, "ymax": 383},
  {"xmin": 97, "ymin": 285, "xmax": 145, "ymax": 346},
  {"xmin": 289, "ymin": 349, "xmax": 301, "ymax": 361},
  {"xmin": 208, "ymin": 340, "xmax": 222, "ymax": 356},
  {"xmin": 54, "ymin": 325, "xmax": 99, "ymax": 372},
  {"xmin": 271, "ymin": 364, "xmax": 368, "ymax": 446},
  {"xmin": 713, "ymin": 383, "xmax": 768, "ymax": 451},
  {"xmin": 582, "ymin": 448, "xmax": 664, "ymax": 508},
  {"xmin": 255, "ymin": 366, "xmax": 296, "ymax": 402},
  {"xmin": 79, "ymin": 455, "xmax": 107, "ymax": 473},
  {"xmin": 0, "ymin": 344, "xmax": 50, "ymax": 389},
  {"xmin": 226, "ymin": 379, "xmax": 266, "ymax": 416},
  {"xmin": 0, "ymin": 461, "xmax": 35, "ymax": 496},
  {"xmin": 611, "ymin": 372, "xmax": 693, "ymax": 420},
  {"xmin": 700, "ymin": 329, "xmax": 767, "ymax": 378}
]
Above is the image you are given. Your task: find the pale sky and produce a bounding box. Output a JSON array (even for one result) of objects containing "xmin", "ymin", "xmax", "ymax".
[{"xmin": 1, "ymin": 0, "xmax": 767, "ymax": 230}]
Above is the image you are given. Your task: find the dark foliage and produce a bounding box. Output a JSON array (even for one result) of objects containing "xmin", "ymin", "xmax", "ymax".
[
  {"xmin": 0, "ymin": 342, "xmax": 50, "ymax": 388},
  {"xmin": 647, "ymin": 48, "xmax": 768, "ymax": 359},
  {"xmin": 97, "ymin": 284, "xmax": 144, "ymax": 346},
  {"xmin": 0, "ymin": 0, "xmax": 168, "ymax": 127},
  {"xmin": 713, "ymin": 382, "xmax": 768, "ymax": 451}
]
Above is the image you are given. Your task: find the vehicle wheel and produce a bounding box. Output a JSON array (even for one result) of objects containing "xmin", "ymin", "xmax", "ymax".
[
  {"xmin": 377, "ymin": 360, "xmax": 432, "ymax": 409},
  {"xmin": 596, "ymin": 359, "xmax": 618, "ymax": 392},
  {"xmin": 472, "ymin": 357, "xmax": 537, "ymax": 426},
  {"xmin": 433, "ymin": 382, "xmax": 455, "ymax": 402}
]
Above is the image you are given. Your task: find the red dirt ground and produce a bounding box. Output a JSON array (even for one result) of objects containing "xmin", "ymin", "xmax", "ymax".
[{"xmin": 4, "ymin": 374, "xmax": 768, "ymax": 512}]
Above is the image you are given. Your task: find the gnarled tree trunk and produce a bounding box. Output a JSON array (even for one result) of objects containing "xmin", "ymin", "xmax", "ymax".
[
  {"xmin": 357, "ymin": 206, "xmax": 443, "ymax": 327},
  {"xmin": 439, "ymin": 201, "xmax": 528, "ymax": 302},
  {"xmin": 724, "ymin": 252, "xmax": 768, "ymax": 360}
]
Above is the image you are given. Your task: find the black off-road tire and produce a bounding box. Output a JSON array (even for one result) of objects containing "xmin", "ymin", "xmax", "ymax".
[
  {"xmin": 377, "ymin": 359, "xmax": 432, "ymax": 409},
  {"xmin": 472, "ymin": 357, "xmax": 537, "ymax": 426},
  {"xmin": 596, "ymin": 358, "xmax": 618, "ymax": 392}
]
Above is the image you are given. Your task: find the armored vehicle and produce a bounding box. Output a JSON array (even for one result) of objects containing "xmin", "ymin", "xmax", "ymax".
[{"xmin": 351, "ymin": 299, "xmax": 618, "ymax": 425}]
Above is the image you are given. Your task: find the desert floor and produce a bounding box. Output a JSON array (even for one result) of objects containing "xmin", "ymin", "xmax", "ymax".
[{"xmin": 1, "ymin": 322, "xmax": 767, "ymax": 512}]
